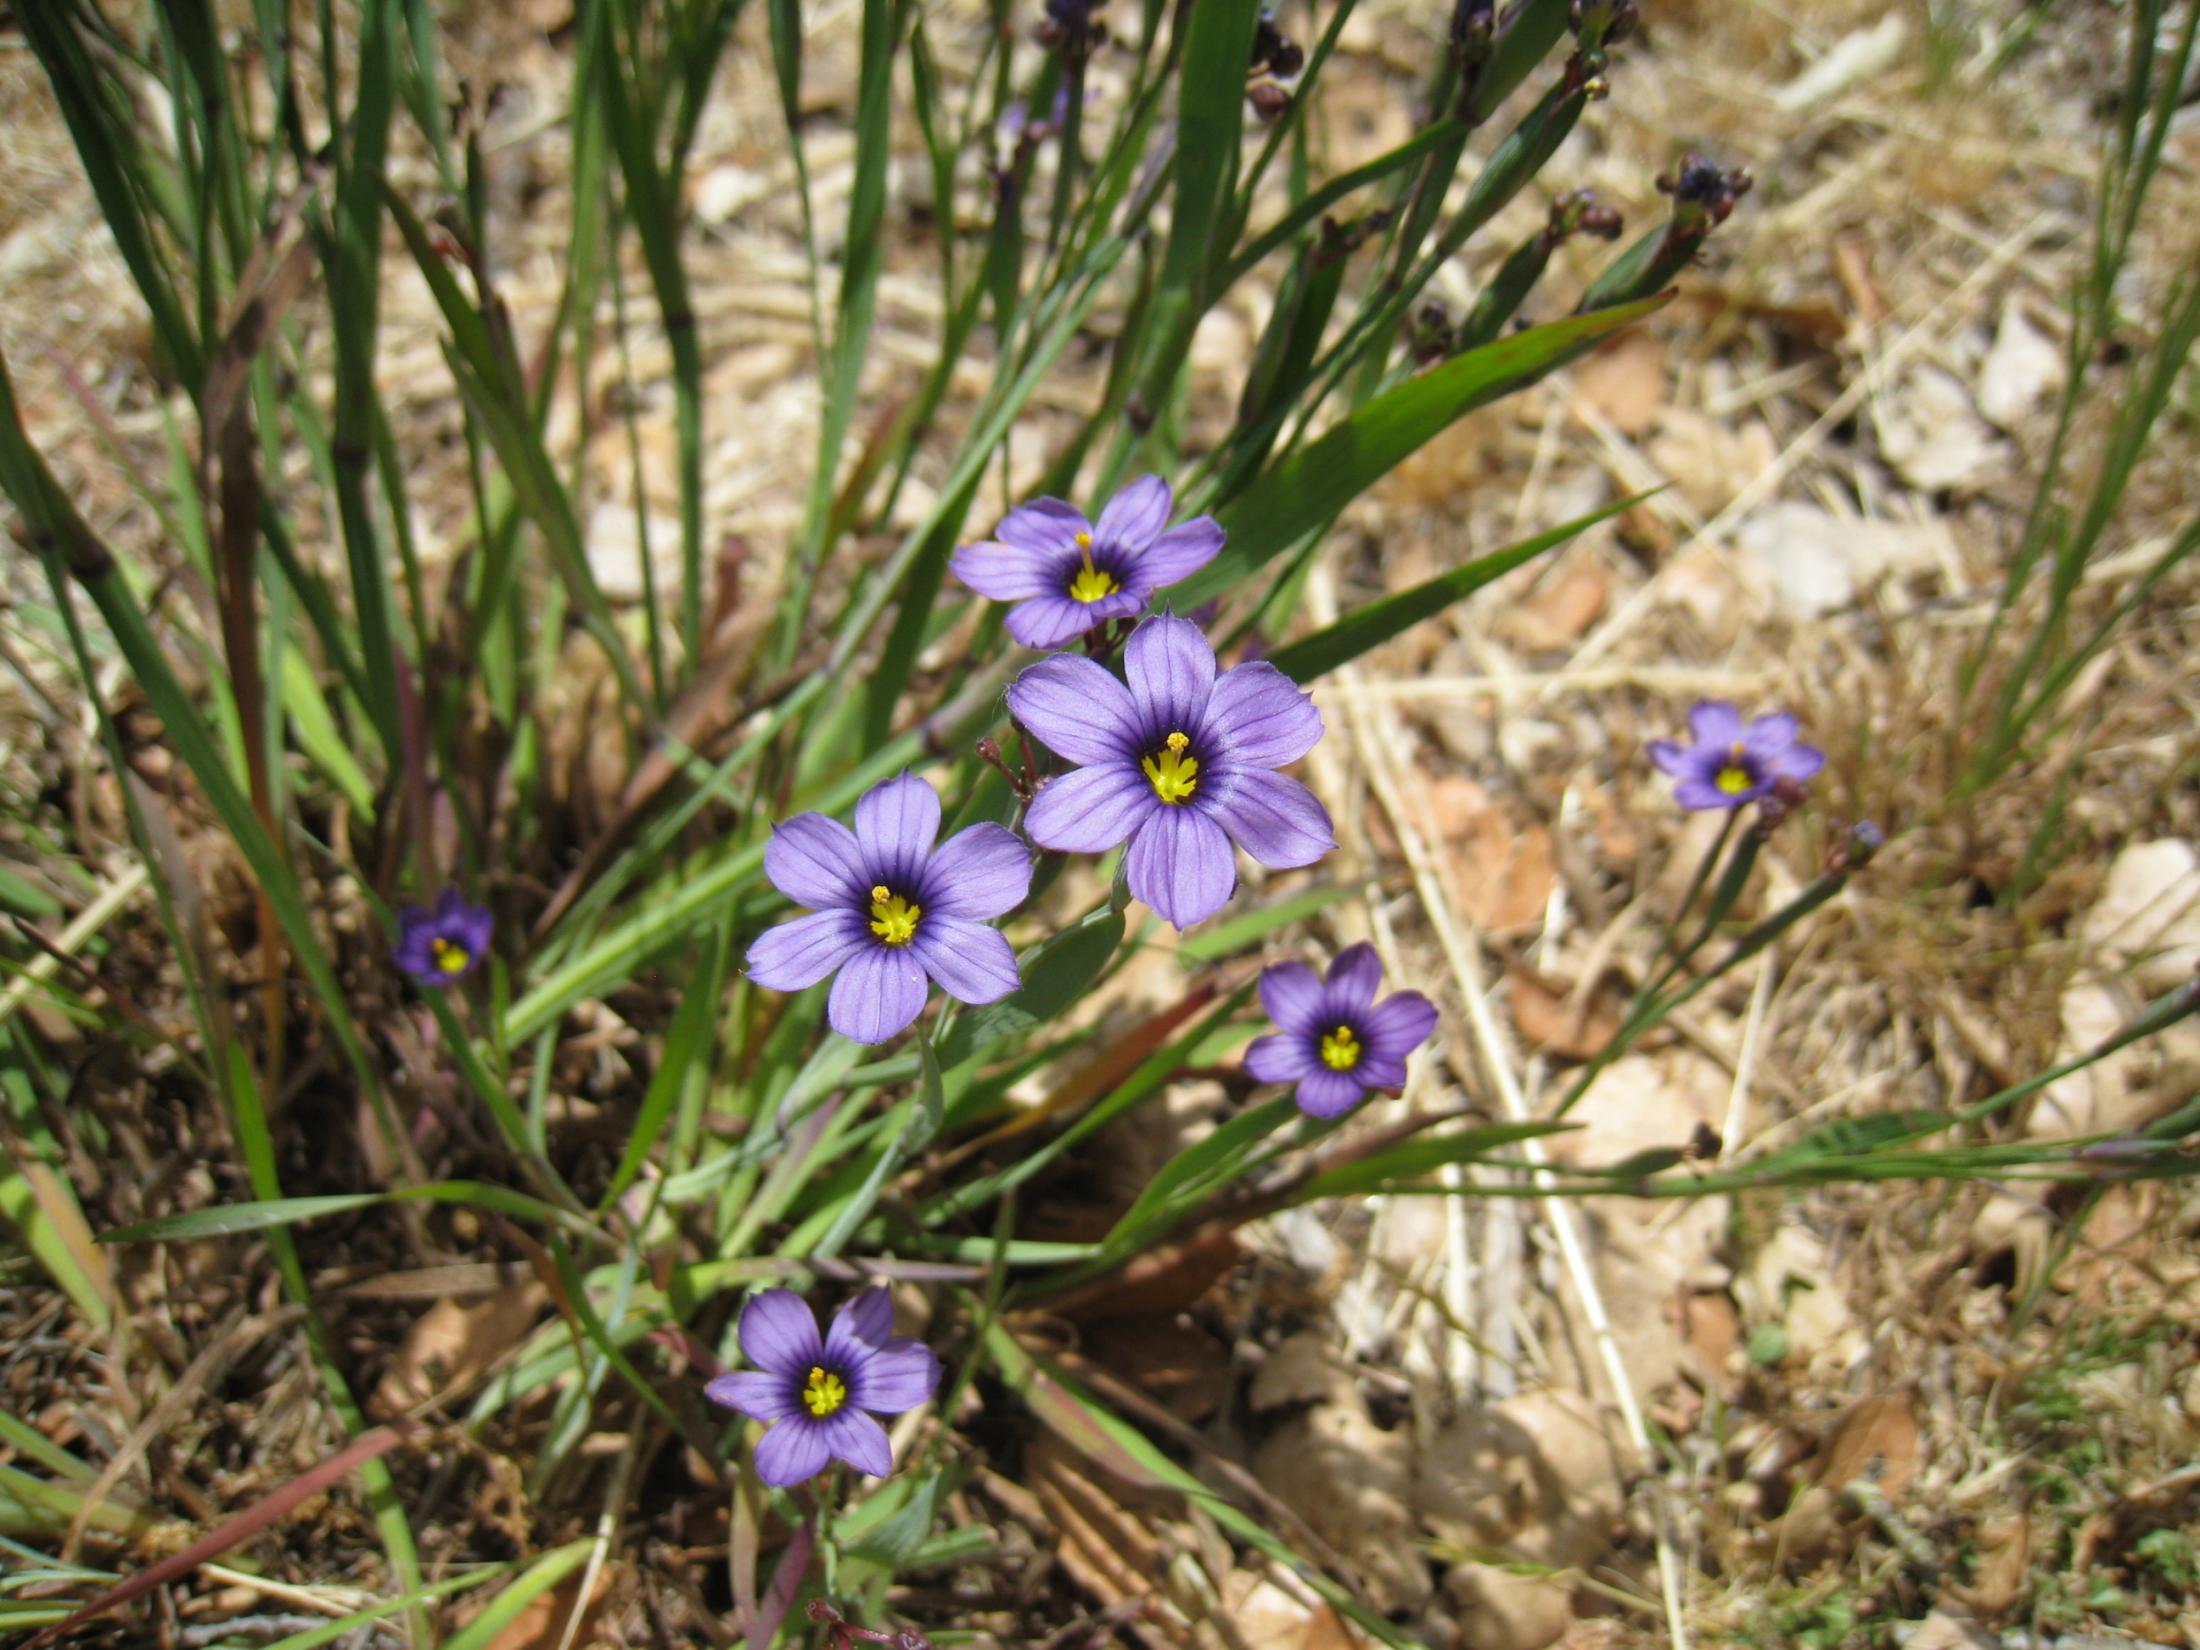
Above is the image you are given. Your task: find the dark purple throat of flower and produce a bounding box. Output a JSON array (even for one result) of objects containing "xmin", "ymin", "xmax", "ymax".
[
  {"xmin": 1141, "ymin": 730, "xmax": 1199, "ymax": 804},
  {"xmin": 1714, "ymin": 742, "xmax": 1759, "ymax": 797},
  {"xmin": 1066, "ymin": 530, "xmax": 1121, "ymax": 604}
]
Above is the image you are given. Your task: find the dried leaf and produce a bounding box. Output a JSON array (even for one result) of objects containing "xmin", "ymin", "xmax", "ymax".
[
  {"xmin": 1815, "ymin": 1391, "xmax": 1920, "ymax": 1501},
  {"xmin": 1505, "ymin": 966, "xmax": 1620, "ymax": 1061},
  {"xmin": 370, "ymin": 1280, "xmax": 547, "ymax": 1418},
  {"xmin": 483, "ymin": 1565, "xmax": 610, "ymax": 1650},
  {"xmin": 1571, "ymin": 332, "xmax": 1667, "ymax": 437}
]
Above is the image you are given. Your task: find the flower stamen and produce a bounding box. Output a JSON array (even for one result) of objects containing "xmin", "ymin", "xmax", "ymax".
[
  {"xmin": 430, "ymin": 937, "xmax": 471, "ymax": 975},
  {"xmin": 1715, "ymin": 742, "xmax": 1755, "ymax": 796},
  {"xmin": 802, "ymin": 1365, "xmax": 849, "ymax": 1418},
  {"xmin": 1319, "ymin": 1025, "xmax": 1360, "ymax": 1071},
  {"xmin": 868, "ymin": 885, "xmax": 922, "ymax": 946},
  {"xmin": 1141, "ymin": 730, "xmax": 1199, "ymax": 804},
  {"xmin": 1067, "ymin": 532, "xmax": 1119, "ymax": 604}
]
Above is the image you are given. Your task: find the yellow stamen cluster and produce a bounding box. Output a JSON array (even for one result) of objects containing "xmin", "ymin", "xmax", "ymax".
[
  {"xmin": 802, "ymin": 1365, "xmax": 849, "ymax": 1418},
  {"xmin": 1714, "ymin": 741, "xmax": 1755, "ymax": 796},
  {"xmin": 868, "ymin": 885, "xmax": 921, "ymax": 947},
  {"xmin": 430, "ymin": 936, "xmax": 471, "ymax": 975},
  {"xmin": 1319, "ymin": 1025, "xmax": 1360, "ymax": 1071},
  {"xmin": 1067, "ymin": 530, "xmax": 1119, "ymax": 604},
  {"xmin": 1141, "ymin": 730, "xmax": 1199, "ymax": 804}
]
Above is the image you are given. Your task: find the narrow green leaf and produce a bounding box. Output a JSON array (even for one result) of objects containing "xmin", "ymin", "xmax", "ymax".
[
  {"xmin": 1266, "ymin": 492, "xmax": 1651, "ymax": 682},
  {"xmin": 938, "ymin": 910, "xmax": 1125, "ymax": 1068},
  {"xmin": 1176, "ymin": 297, "xmax": 1669, "ymax": 609}
]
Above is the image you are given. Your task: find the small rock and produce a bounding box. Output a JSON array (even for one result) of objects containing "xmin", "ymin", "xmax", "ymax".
[
  {"xmin": 1734, "ymin": 500, "xmax": 1953, "ymax": 618},
  {"xmin": 1877, "ymin": 365, "xmax": 2003, "ymax": 493},
  {"xmin": 1977, "ymin": 301, "xmax": 2064, "ymax": 429},
  {"xmin": 2083, "ymin": 839, "xmax": 2200, "ymax": 992}
]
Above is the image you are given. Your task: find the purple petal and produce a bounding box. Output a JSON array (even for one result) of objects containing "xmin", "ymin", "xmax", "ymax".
[
  {"xmin": 1294, "ymin": 1068, "xmax": 1370, "ymax": 1120},
  {"xmin": 1257, "ymin": 961, "xmax": 1326, "ymax": 1038},
  {"xmin": 1742, "ymin": 711, "xmax": 1802, "ymax": 756},
  {"xmin": 1245, "ymin": 1030, "xmax": 1317, "ymax": 1083},
  {"xmin": 912, "ymin": 916, "xmax": 1021, "ymax": 1005},
  {"xmin": 1094, "ymin": 474, "xmax": 1172, "ymax": 549},
  {"xmin": 765, "ymin": 813, "xmax": 868, "ymax": 909},
  {"xmin": 745, "ymin": 909, "xmax": 871, "ymax": 992},
  {"xmin": 706, "ymin": 1370, "xmax": 799, "ymax": 1422},
  {"xmin": 1123, "ymin": 614, "xmax": 1216, "ymax": 738},
  {"xmin": 1322, "ymin": 944, "xmax": 1384, "ymax": 1015},
  {"xmin": 1687, "ymin": 700, "xmax": 1744, "ymax": 748},
  {"xmin": 1125, "ymin": 808, "xmax": 1237, "ymax": 929},
  {"xmin": 922, "ymin": 823, "xmax": 1032, "ymax": 919},
  {"xmin": 824, "ymin": 1289, "xmax": 897, "ymax": 1363},
  {"xmin": 1007, "ymin": 655, "xmax": 1140, "ymax": 765},
  {"xmin": 952, "ymin": 540, "xmax": 1057, "ymax": 601},
  {"xmin": 738, "ymin": 1289, "xmax": 823, "ymax": 1378},
  {"xmin": 1202, "ymin": 766, "xmax": 1335, "ymax": 869},
  {"xmin": 821, "ymin": 1409, "xmax": 895, "ymax": 1478},
  {"xmin": 1356, "ymin": 1053, "xmax": 1410, "ymax": 1091},
  {"xmin": 1646, "ymin": 738, "xmax": 1693, "ymax": 777},
  {"xmin": 850, "ymin": 1338, "xmax": 941, "ymax": 1414},
  {"xmin": 1024, "ymin": 761, "xmax": 1157, "ymax": 853},
  {"xmin": 433, "ymin": 886, "xmax": 467, "ymax": 921},
  {"xmin": 826, "ymin": 945, "xmax": 929, "ymax": 1044},
  {"xmin": 1135, "ymin": 519, "xmax": 1224, "ymax": 589},
  {"xmin": 855, "ymin": 773, "xmax": 941, "ymax": 888},
  {"xmin": 1203, "ymin": 662, "xmax": 1322, "ymax": 769},
  {"xmin": 1673, "ymin": 777, "xmax": 1751, "ymax": 811},
  {"xmin": 996, "ymin": 497, "xmax": 1090, "ymax": 552},
  {"xmin": 394, "ymin": 925, "xmax": 438, "ymax": 979},
  {"xmin": 1007, "ymin": 595, "xmax": 1106, "ymax": 651},
  {"xmin": 754, "ymin": 1417, "xmax": 833, "ymax": 1486},
  {"xmin": 452, "ymin": 905, "xmax": 495, "ymax": 960},
  {"xmin": 1762, "ymin": 742, "xmax": 1825, "ymax": 784},
  {"xmin": 1363, "ymin": 990, "xmax": 1439, "ymax": 1062}
]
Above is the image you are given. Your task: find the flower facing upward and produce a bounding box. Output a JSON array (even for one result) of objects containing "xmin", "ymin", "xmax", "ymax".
[
  {"xmin": 746, "ymin": 773, "xmax": 1032, "ymax": 1044},
  {"xmin": 1008, "ymin": 614, "xmax": 1334, "ymax": 929},
  {"xmin": 393, "ymin": 887, "xmax": 493, "ymax": 987},
  {"xmin": 1648, "ymin": 701, "xmax": 1825, "ymax": 811},
  {"xmin": 950, "ymin": 475, "xmax": 1225, "ymax": 650},
  {"xmin": 705, "ymin": 1289, "xmax": 941, "ymax": 1487},
  {"xmin": 1245, "ymin": 944, "xmax": 1438, "ymax": 1118}
]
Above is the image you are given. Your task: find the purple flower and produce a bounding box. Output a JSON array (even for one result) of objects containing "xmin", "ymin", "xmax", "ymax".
[
  {"xmin": 393, "ymin": 887, "xmax": 493, "ymax": 987},
  {"xmin": 746, "ymin": 772, "xmax": 1032, "ymax": 1045},
  {"xmin": 1008, "ymin": 614, "xmax": 1334, "ymax": 929},
  {"xmin": 1244, "ymin": 944, "xmax": 1438, "ymax": 1118},
  {"xmin": 1647, "ymin": 701, "xmax": 1824, "ymax": 811},
  {"xmin": 950, "ymin": 475, "xmax": 1225, "ymax": 651},
  {"xmin": 706, "ymin": 1289, "xmax": 941, "ymax": 1487}
]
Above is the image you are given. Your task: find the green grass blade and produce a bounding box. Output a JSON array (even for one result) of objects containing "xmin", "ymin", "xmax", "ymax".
[{"xmin": 1265, "ymin": 492, "xmax": 1650, "ymax": 682}]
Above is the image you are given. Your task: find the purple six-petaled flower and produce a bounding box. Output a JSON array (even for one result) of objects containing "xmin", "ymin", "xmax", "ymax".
[
  {"xmin": 1647, "ymin": 701, "xmax": 1825, "ymax": 811},
  {"xmin": 705, "ymin": 1289, "xmax": 941, "ymax": 1487},
  {"xmin": 950, "ymin": 475, "xmax": 1224, "ymax": 651},
  {"xmin": 393, "ymin": 887, "xmax": 494, "ymax": 988},
  {"xmin": 1008, "ymin": 614, "xmax": 1335, "ymax": 929},
  {"xmin": 1244, "ymin": 943, "xmax": 1439, "ymax": 1118},
  {"xmin": 746, "ymin": 773, "xmax": 1033, "ymax": 1044}
]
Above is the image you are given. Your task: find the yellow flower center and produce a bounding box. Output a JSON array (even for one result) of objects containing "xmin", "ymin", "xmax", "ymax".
[
  {"xmin": 1067, "ymin": 532, "xmax": 1119, "ymax": 604},
  {"xmin": 1319, "ymin": 1025, "xmax": 1360, "ymax": 1071},
  {"xmin": 1715, "ymin": 744, "xmax": 1755, "ymax": 795},
  {"xmin": 430, "ymin": 936, "xmax": 471, "ymax": 975},
  {"xmin": 1140, "ymin": 730, "xmax": 1199, "ymax": 805},
  {"xmin": 868, "ymin": 885, "xmax": 922, "ymax": 947},
  {"xmin": 802, "ymin": 1365, "xmax": 849, "ymax": 1418}
]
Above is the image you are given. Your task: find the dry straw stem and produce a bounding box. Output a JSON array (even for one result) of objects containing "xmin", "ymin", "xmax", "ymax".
[{"xmin": 1306, "ymin": 566, "xmax": 1692, "ymax": 1650}]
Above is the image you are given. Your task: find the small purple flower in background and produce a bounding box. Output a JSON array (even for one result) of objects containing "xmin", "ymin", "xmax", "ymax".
[
  {"xmin": 1008, "ymin": 614, "xmax": 1334, "ymax": 929},
  {"xmin": 746, "ymin": 772, "xmax": 1031, "ymax": 1044},
  {"xmin": 393, "ymin": 887, "xmax": 493, "ymax": 987},
  {"xmin": 706, "ymin": 1289, "xmax": 941, "ymax": 1487},
  {"xmin": 1648, "ymin": 701, "xmax": 1824, "ymax": 811},
  {"xmin": 951, "ymin": 475, "xmax": 1224, "ymax": 651},
  {"xmin": 1245, "ymin": 944, "xmax": 1438, "ymax": 1119}
]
